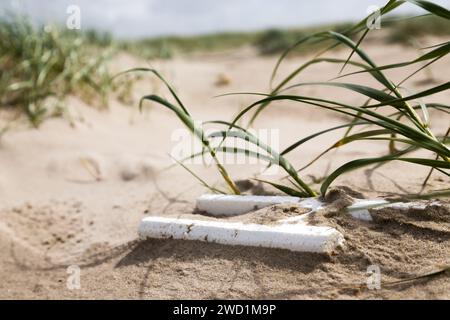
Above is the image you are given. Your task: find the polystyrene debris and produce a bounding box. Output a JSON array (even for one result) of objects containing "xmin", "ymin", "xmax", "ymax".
[{"xmin": 139, "ymin": 216, "xmax": 344, "ymax": 253}]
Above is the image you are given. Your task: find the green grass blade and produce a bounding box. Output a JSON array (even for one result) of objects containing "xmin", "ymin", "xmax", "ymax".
[
  {"xmin": 254, "ymin": 179, "xmax": 308, "ymax": 197},
  {"xmin": 208, "ymin": 129, "xmax": 317, "ymax": 196},
  {"xmin": 334, "ymin": 41, "xmax": 450, "ymax": 80},
  {"xmin": 321, "ymin": 156, "xmax": 450, "ymax": 195},
  {"xmin": 114, "ymin": 67, "xmax": 190, "ymax": 115},
  {"xmin": 280, "ymin": 122, "xmax": 370, "ymax": 155},
  {"xmin": 406, "ymin": 0, "xmax": 450, "ymax": 20},
  {"xmin": 139, "ymin": 94, "xmax": 240, "ymax": 194}
]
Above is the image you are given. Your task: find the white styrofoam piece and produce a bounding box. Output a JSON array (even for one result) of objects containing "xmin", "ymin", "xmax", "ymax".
[
  {"xmin": 138, "ymin": 216, "xmax": 344, "ymax": 253},
  {"xmin": 345, "ymin": 199, "xmax": 445, "ymax": 222},
  {"xmin": 195, "ymin": 194, "xmax": 393, "ymax": 221},
  {"xmin": 196, "ymin": 194, "xmax": 323, "ymax": 216},
  {"xmin": 196, "ymin": 194, "xmax": 443, "ymax": 222},
  {"xmin": 138, "ymin": 194, "xmax": 448, "ymax": 253},
  {"xmin": 346, "ymin": 199, "xmax": 389, "ymax": 221},
  {"xmin": 380, "ymin": 201, "xmax": 440, "ymax": 211},
  {"xmin": 298, "ymin": 197, "xmax": 325, "ymax": 211},
  {"xmin": 347, "ymin": 199, "xmax": 389, "ymax": 210},
  {"xmin": 348, "ymin": 209, "xmax": 373, "ymax": 221}
]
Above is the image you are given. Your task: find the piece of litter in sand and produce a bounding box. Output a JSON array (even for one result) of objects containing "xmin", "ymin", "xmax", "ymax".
[
  {"xmin": 138, "ymin": 216, "xmax": 344, "ymax": 253},
  {"xmin": 345, "ymin": 199, "xmax": 448, "ymax": 222},
  {"xmin": 196, "ymin": 194, "xmax": 323, "ymax": 216},
  {"xmin": 195, "ymin": 194, "xmax": 390, "ymax": 221},
  {"xmin": 346, "ymin": 199, "xmax": 389, "ymax": 221}
]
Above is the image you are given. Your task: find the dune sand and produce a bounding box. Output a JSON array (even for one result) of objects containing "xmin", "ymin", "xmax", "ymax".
[{"xmin": 0, "ymin": 41, "xmax": 449, "ymax": 299}]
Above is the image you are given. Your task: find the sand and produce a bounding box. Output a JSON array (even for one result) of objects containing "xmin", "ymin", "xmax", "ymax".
[{"xmin": 0, "ymin": 40, "xmax": 449, "ymax": 299}]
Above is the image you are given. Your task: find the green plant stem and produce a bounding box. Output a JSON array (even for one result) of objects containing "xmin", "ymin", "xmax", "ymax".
[{"xmin": 209, "ymin": 148, "xmax": 241, "ymax": 195}]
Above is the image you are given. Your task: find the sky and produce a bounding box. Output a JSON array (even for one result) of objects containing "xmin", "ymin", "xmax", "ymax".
[{"xmin": 1, "ymin": 0, "xmax": 449, "ymax": 39}]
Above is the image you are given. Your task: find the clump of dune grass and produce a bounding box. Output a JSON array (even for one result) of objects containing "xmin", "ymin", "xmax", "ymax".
[
  {"xmin": 224, "ymin": 0, "xmax": 450, "ymax": 197},
  {"xmin": 255, "ymin": 29, "xmax": 306, "ymax": 55},
  {"xmin": 131, "ymin": 0, "xmax": 449, "ymax": 198},
  {"xmin": 0, "ymin": 16, "xmax": 114, "ymax": 127}
]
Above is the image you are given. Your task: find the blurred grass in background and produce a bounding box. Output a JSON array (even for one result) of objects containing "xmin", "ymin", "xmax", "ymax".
[
  {"xmin": 0, "ymin": 11, "xmax": 449, "ymax": 128},
  {"xmin": 386, "ymin": 14, "xmax": 450, "ymax": 44},
  {"xmin": 124, "ymin": 14, "xmax": 449, "ymax": 58},
  {"xmin": 121, "ymin": 22, "xmax": 354, "ymax": 58},
  {"xmin": 0, "ymin": 16, "xmax": 114, "ymax": 127}
]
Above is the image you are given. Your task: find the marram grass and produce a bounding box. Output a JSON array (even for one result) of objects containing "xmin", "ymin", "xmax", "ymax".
[
  {"xmin": 0, "ymin": 16, "xmax": 113, "ymax": 127},
  {"xmin": 130, "ymin": 0, "xmax": 449, "ymax": 198}
]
